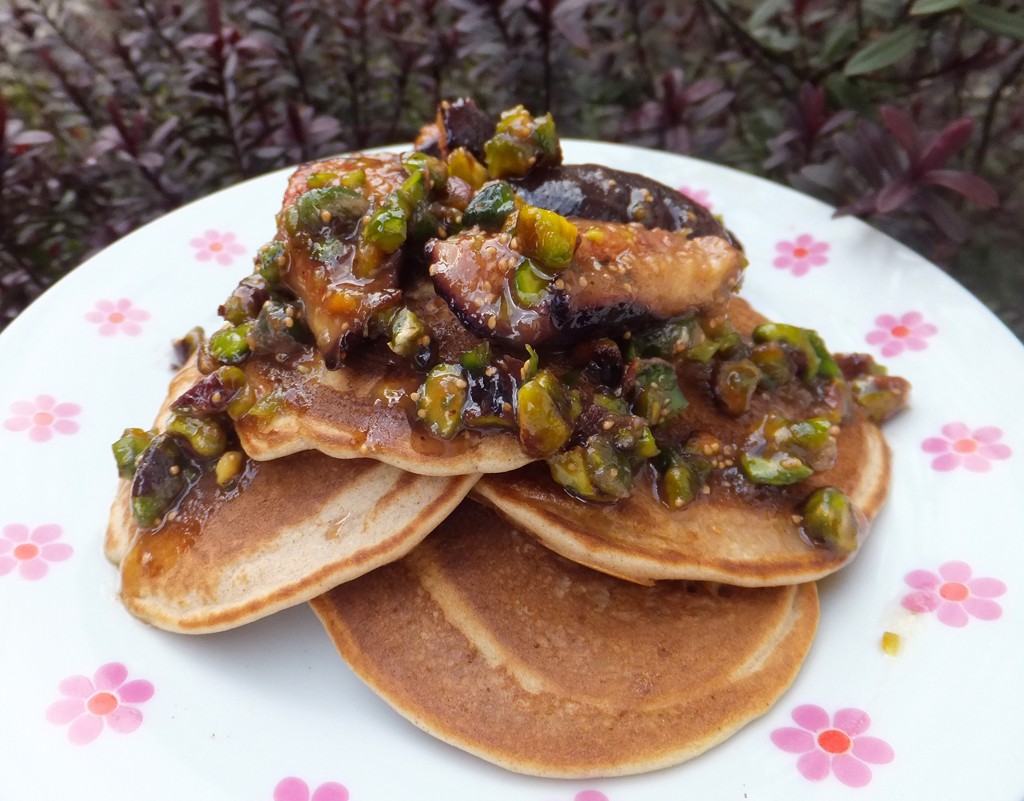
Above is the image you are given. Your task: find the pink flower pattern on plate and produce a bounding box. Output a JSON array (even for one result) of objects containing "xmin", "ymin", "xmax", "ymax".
[
  {"xmin": 3, "ymin": 395, "xmax": 81, "ymax": 442},
  {"xmin": 273, "ymin": 777, "xmax": 349, "ymax": 801},
  {"xmin": 677, "ymin": 185, "xmax": 712, "ymax": 210},
  {"xmin": 902, "ymin": 560, "xmax": 1006, "ymax": 627},
  {"xmin": 84, "ymin": 298, "xmax": 150, "ymax": 336},
  {"xmin": 0, "ymin": 523, "xmax": 72, "ymax": 580},
  {"xmin": 865, "ymin": 311, "xmax": 938, "ymax": 357},
  {"xmin": 773, "ymin": 233, "xmax": 830, "ymax": 276},
  {"xmin": 922, "ymin": 423, "xmax": 1011, "ymax": 472},
  {"xmin": 772, "ymin": 704, "xmax": 894, "ymax": 787},
  {"xmin": 190, "ymin": 229, "xmax": 246, "ymax": 265},
  {"xmin": 46, "ymin": 662, "xmax": 154, "ymax": 745}
]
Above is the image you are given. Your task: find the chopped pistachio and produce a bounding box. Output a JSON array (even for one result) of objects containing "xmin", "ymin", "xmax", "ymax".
[
  {"xmin": 463, "ymin": 181, "xmax": 518, "ymax": 230},
  {"xmin": 740, "ymin": 452, "xmax": 813, "ymax": 485},
  {"xmin": 209, "ymin": 323, "xmax": 252, "ymax": 365},
  {"xmin": 715, "ymin": 359, "xmax": 762, "ymax": 416},
  {"xmin": 215, "ymin": 450, "xmax": 246, "ymax": 486},
  {"xmin": 166, "ymin": 414, "xmax": 228, "ymax": 459},
  {"xmin": 112, "ymin": 428, "xmax": 154, "ymax": 479},
  {"xmin": 801, "ymin": 486, "xmax": 860, "ymax": 553},
  {"xmin": 417, "ymin": 364, "xmax": 468, "ymax": 439},
  {"xmin": 447, "ymin": 147, "xmax": 488, "ymax": 189},
  {"xmin": 517, "ymin": 369, "xmax": 580, "ymax": 456},
  {"xmin": 515, "ymin": 205, "xmax": 578, "ymax": 272},
  {"xmin": 628, "ymin": 359, "xmax": 688, "ymax": 425}
]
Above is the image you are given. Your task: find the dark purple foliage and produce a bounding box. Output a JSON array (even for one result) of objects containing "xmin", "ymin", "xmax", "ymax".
[{"xmin": 1, "ymin": 0, "xmax": 1022, "ymax": 335}]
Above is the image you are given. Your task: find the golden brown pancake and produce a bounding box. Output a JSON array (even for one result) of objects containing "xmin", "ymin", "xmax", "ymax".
[
  {"xmin": 311, "ymin": 501, "xmax": 819, "ymax": 777},
  {"xmin": 473, "ymin": 415, "xmax": 888, "ymax": 586},
  {"xmin": 234, "ymin": 279, "xmax": 534, "ymax": 476},
  {"xmin": 473, "ymin": 297, "xmax": 892, "ymax": 586},
  {"xmin": 104, "ymin": 359, "xmax": 479, "ymax": 633},
  {"xmin": 234, "ymin": 349, "xmax": 532, "ymax": 476},
  {"xmin": 114, "ymin": 452, "xmax": 478, "ymax": 633}
]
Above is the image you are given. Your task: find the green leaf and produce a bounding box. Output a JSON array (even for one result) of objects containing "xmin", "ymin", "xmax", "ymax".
[
  {"xmin": 910, "ymin": 0, "xmax": 969, "ymax": 15},
  {"xmin": 821, "ymin": 19, "xmax": 858, "ymax": 63},
  {"xmin": 965, "ymin": 5, "xmax": 1024, "ymax": 42},
  {"xmin": 844, "ymin": 27, "xmax": 923, "ymax": 76}
]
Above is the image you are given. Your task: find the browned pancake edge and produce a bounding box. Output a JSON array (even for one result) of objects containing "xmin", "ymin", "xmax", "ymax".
[{"xmin": 311, "ymin": 501, "xmax": 819, "ymax": 777}]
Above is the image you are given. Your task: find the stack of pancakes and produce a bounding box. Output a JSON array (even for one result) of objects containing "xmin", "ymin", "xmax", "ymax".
[{"xmin": 105, "ymin": 115, "xmax": 898, "ymax": 777}]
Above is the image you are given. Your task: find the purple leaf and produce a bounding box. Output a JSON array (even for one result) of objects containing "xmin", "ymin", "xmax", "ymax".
[
  {"xmin": 879, "ymin": 105, "xmax": 921, "ymax": 160},
  {"xmin": 923, "ymin": 169, "xmax": 999, "ymax": 207},
  {"xmin": 876, "ymin": 178, "xmax": 919, "ymax": 213},
  {"xmin": 919, "ymin": 118, "xmax": 974, "ymax": 172}
]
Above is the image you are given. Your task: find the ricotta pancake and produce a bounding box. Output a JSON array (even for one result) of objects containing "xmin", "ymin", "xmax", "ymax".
[
  {"xmin": 114, "ymin": 452, "xmax": 478, "ymax": 633},
  {"xmin": 311, "ymin": 501, "xmax": 819, "ymax": 777}
]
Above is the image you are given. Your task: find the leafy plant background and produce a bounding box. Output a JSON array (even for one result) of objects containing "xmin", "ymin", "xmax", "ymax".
[{"xmin": 2, "ymin": 0, "xmax": 1022, "ymax": 338}]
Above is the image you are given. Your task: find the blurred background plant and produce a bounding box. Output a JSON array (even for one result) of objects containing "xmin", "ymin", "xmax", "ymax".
[{"xmin": 2, "ymin": 0, "xmax": 1022, "ymax": 336}]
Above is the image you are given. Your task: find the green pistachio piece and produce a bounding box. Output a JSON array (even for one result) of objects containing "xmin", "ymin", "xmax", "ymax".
[
  {"xmin": 740, "ymin": 451, "xmax": 813, "ymax": 485},
  {"xmin": 582, "ymin": 435, "xmax": 635, "ymax": 500},
  {"xmin": 305, "ymin": 172, "xmax": 338, "ymax": 189},
  {"xmin": 244, "ymin": 388, "xmax": 286, "ymax": 420},
  {"xmin": 656, "ymin": 448, "xmax": 710, "ymax": 509},
  {"xmin": 547, "ymin": 436, "xmax": 632, "ymax": 503},
  {"xmin": 626, "ymin": 316, "xmax": 704, "ymax": 361},
  {"xmin": 256, "ymin": 241, "xmax": 288, "ymax": 284},
  {"xmin": 339, "ymin": 169, "xmax": 366, "ymax": 189},
  {"xmin": 628, "ymin": 359, "xmax": 688, "ymax": 425},
  {"xmin": 485, "ymin": 106, "xmax": 561, "ymax": 179},
  {"xmin": 513, "ymin": 257, "xmax": 551, "ymax": 307},
  {"xmin": 484, "ymin": 106, "xmax": 561, "ymax": 178},
  {"xmin": 789, "ymin": 417, "xmax": 834, "ymax": 451},
  {"xmin": 386, "ymin": 307, "xmax": 430, "ymax": 360},
  {"xmin": 248, "ymin": 301, "xmax": 306, "ymax": 356},
  {"xmin": 447, "ymin": 147, "xmax": 488, "ymax": 189},
  {"xmin": 286, "ymin": 185, "xmax": 368, "ymax": 235},
  {"xmin": 801, "ymin": 486, "xmax": 860, "ymax": 553},
  {"xmin": 592, "ymin": 393, "xmax": 630, "ymax": 415},
  {"xmin": 364, "ymin": 201, "xmax": 407, "ymax": 254},
  {"xmin": 716, "ymin": 359, "xmax": 762, "ymax": 416},
  {"xmin": 753, "ymin": 323, "xmax": 838, "ymax": 381},
  {"xmin": 166, "ymin": 414, "xmax": 228, "ymax": 459},
  {"xmin": 209, "ymin": 323, "xmax": 253, "ymax": 364},
  {"xmin": 460, "ymin": 341, "xmax": 492, "ymax": 372},
  {"xmin": 402, "ymin": 152, "xmax": 448, "ymax": 190},
  {"xmin": 515, "ymin": 206, "xmax": 578, "ymax": 271},
  {"xmin": 417, "ymin": 364, "xmax": 468, "ymax": 439},
  {"xmin": 547, "ymin": 448, "xmax": 597, "ymax": 501},
  {"xmin": 130, "ymin": 495, "xmax": 167, "ymax": 530},
  {"xmin": 112, "ymin": 428, "xmax": 155, "ymax": 479},
  {"xmin": 850, "ymin": 374, "xmax": 910, "ymax": 423},
  {"xmin": 517, "ymin": 369, "xmax": 579, "ymax": 456},
  {"xmin": 462, "ymin": 181, "xmax": 518, "ymax": 229},
  {"xmin": 750, "ymin": 340, "xmax": 794, "ymax": 387}
]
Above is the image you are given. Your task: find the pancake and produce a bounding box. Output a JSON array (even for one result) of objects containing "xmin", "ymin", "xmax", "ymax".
[
  {"xmin": 114, "ymin": 452, "xmax": 478, "ymax": 633},
  {"xmin": 233, "ymin": 278, "xmax": 535, "ymax": 476},
  {"xmin": 104, "ymin": 360, "xmax": 479, "ymax": 633},
  {"xmin": 472, "ymin": 297, "xmax": 893, "ymax": 586},
  {"xmin": 473, "ymin": 414, "xmax": 888, "ymax": 586},
  {"xmin": 311, "ymin": 501, "xmax": 819, "ymax": 777},
  {"xmin": 234, "ymin": 348, "xmax": 532, "ymax": 476}
]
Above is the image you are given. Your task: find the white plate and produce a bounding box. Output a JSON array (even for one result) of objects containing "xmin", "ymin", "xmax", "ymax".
[{"xmin": 2, "ymin": 142, "xmax": 1022, "ymax": 801}]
